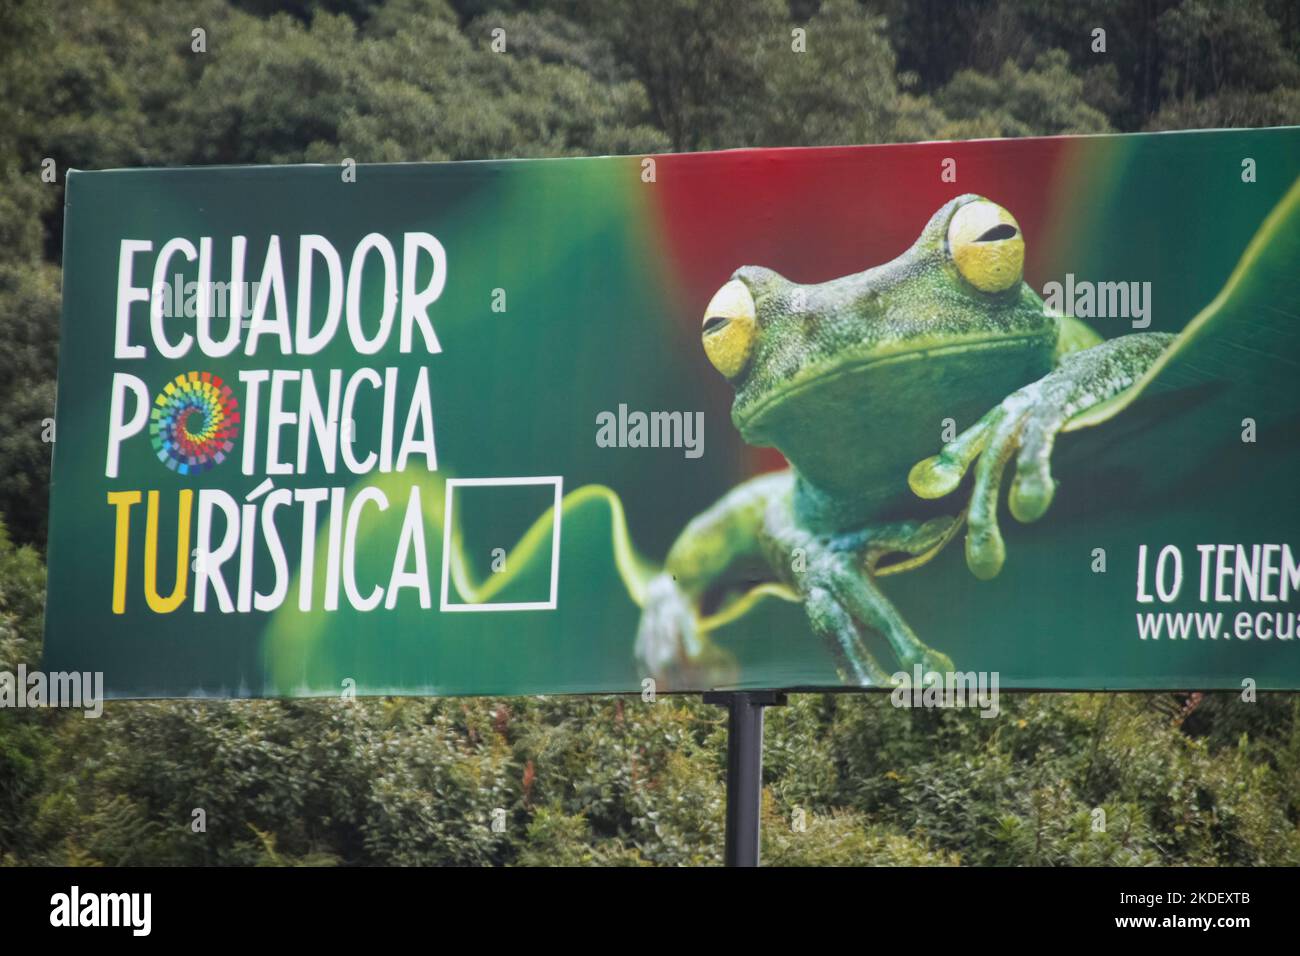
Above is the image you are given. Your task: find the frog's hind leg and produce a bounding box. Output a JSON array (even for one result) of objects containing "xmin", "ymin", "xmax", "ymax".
[
  {"xmin": 765, "ymin": 508, "xmax": 958, "ymax": 685},
  {"xmin": 837, "ymin": 517, "xmax": 962, "ymax": 673},
  {"xmin": 803, "ymin": 583, "xmax": 892, "ymax": 686},
  {"xmin": 826, "ymin": 541, "xmax": 955, "ymax": 678}
]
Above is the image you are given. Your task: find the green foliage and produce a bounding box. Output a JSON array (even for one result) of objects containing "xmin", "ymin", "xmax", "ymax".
[
  {"xmin": 9, "ymin": 682, "xmax": 1296, "ymax": 865},
  {"xmin": 0, "ymin": 518, "xmax": 46, "ymax": 657},
  {"xmin": 935, "ymin": 50, "xmax": 1112, "ymax": 138},
  {"xmin": 733, "ymin": 0, "xmax": 947, "ymax": 148},
  {"xmin": 0, "ymin": 261, "xmax": 60, "ymax": 548},
  {"xmin": 763, "ymin": 804, "xmax": 961, "ymax": 866},
  {"xmin": 0, "ymin": 517, "xmax": 50, "ymax": 859},
  {"xmin": 511, "ymin": 697, "xmax": 727, "ymax": 865},
  {"xmin": 591, "ymin": 0, "xmax": 787, "ymax": 151},
  {"xmin": 1, "ymin": 0, "xmax": 1299, "ymax": 865},
  {"xmin": 1147, "ymin": 86, "xmax": 1300, "ymax": 131},
  {"xmin": 788, "ymin": 692, "xmax": 1300, "ymax": 866},
  {"xmin": 1156, "ymin": 0, "xmax": 1299, "ymax": 102}
]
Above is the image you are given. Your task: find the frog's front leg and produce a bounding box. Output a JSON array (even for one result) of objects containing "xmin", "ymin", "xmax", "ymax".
[
  {"xmin": 762, "ymin": 498, "xmax": 957, "ymax": 685},
  {"xmin": 909, "ymin": 332, "xmax": 1174, "ymax": 579}
]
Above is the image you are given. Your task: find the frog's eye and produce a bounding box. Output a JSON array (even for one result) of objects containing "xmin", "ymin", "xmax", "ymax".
[
  {"xmin": 948, "ymin": 200, "xmax": 1024, "ymax": 293},
  {"xmin": 702, "ymin": 279, "xmax": 757, "ymax": 379}
]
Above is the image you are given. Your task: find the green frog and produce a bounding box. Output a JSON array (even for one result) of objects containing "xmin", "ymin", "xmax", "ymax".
[{"xmin": 635, "ymin": 194, "xmax": 1172, "ymax": 687}]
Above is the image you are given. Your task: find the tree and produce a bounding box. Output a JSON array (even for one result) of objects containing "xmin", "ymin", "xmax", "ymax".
[
  {"xmin": 935, "ymin": 49, "xmax": 1113, "ymax": 138},
  {"xmin": 729, "ymin": 0, "xmax": 946, "ymax": 148},
  {"xmin": 591, "ymin": 0, "xmax": 788, "ymax": 151}
]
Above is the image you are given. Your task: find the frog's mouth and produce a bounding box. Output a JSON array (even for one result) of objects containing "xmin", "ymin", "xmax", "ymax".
[{"xmin": 734, "ymin": 332, "xmax": 1052, "ymax": 440}]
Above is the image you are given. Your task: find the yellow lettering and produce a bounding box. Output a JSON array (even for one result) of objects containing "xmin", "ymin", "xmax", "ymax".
[
  {"xmin": 107, "ymin": 490, "xmax": 142, "ymax": 614},
  {"xmin": 144, "ymin": 489, "xmax": 193, "ymax": 613}
]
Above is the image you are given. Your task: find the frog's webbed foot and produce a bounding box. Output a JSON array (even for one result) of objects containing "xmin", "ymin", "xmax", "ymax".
[
  {"xmin": 777, "ymin": 518, "xmax": 957, "ymax": 686},
  {"xmin": 909, "ymin": 333, "xmax": 1174, "ymax": 580},
  {"xmin": 635, "ymin": 573, "xmax": 736, "ymax": 690}
]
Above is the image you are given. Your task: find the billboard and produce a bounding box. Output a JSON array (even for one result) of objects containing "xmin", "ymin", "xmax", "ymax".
[{"xmin": 43, "ymin": 127, "xmax": 1300, "ymax": 697}]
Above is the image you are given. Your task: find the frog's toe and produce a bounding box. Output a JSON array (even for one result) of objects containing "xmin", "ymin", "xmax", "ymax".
[
  {"xmin": 908, "ymin": 408, "xmax": 997, "ymax": 500},
  {"xmin": 915, "ymin": 647, "xmax": 954, "ymax": 676},
  {"xmin": 1007, "ymin": 394, "xmax": 1070, "ymax": 523},
  {"xmin": 1009, "ymin": 466, "xmax": 1056, "ymax": 523},
  {"xmin": 909, "ymin": 453, "xmax": 964, "ymax": 499},
  {"xmin": 963, "ymin": 405, "xmax": 1024, "ymax": 579},
  {"xmin": 964, "ymin": 521, "xmax": 1006, "ymax": 581}
]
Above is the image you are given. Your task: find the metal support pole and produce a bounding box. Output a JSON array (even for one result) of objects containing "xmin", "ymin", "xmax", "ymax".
[{"xmin": 703, "ymin": 690, "xmax": 787, "ymax": 867}]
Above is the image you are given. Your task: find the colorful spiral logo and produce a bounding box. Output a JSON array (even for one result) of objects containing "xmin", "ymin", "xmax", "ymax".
[{"xmin": 149, "ymin": 372, "xmax": 240, "ymax": 475}]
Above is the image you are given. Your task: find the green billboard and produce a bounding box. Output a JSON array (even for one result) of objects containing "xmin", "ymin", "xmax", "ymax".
[{"xmin": 44, "ymin": 127, "xmax": 1300, "ymax": 696}]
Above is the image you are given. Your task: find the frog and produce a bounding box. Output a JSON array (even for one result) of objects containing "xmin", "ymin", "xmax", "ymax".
[{"xmin": 634, "ymin": 193, "xmax": 1174, "ymax": 688}]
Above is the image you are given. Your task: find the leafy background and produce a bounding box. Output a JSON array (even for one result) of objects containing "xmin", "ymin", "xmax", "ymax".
[{"xmin": 3, "ymin": 0, "xmax": 1300, "ymax": 865}]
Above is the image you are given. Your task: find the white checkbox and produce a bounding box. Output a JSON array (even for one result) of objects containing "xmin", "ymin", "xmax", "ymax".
[{"xmin": 439, "ymin": 476, "xmax": 563, "ymax": 612}]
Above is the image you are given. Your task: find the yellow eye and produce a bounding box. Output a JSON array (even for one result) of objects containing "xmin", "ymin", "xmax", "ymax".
[
  {"xmin": 701, "ymin": 279, "xmax": 757, "ymax": 379},
  {"xmin": 948, "ymin": 200, "xmax": 1024, "ymax": 293}
]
